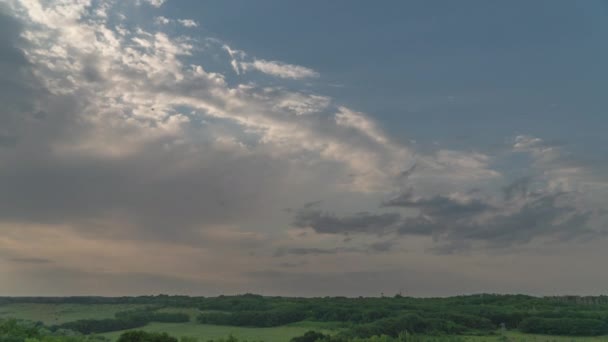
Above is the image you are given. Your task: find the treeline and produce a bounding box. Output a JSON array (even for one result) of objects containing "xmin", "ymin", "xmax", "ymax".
[
  {"xmin": 290, "ymin": 330, "xmax": 471, "ymax": 342},
  {"xmin": 5, "ymin": 293, "xmax": 608, "ymax": 308},
  {"xmin": 518, "ymin": 317, "xmax": 608, "ymax": 336},
  {"xmin": 194, "ymin": 294, "xmax": 608, "ymax": 336},
  {"xmin": 115, "ymin": 310, "xmax": 190, "ymax": 323},
  {"xmin": 7, "ymin": 294, "xmax": 608, "ymax": 336},
  {"xmin": 52, "ymin": 309, "xmax": 189, "ymax": 334},
  {"xmin": 117, "ymin": 331, "xmax": 177, "ymax": 342},
  {"xmin": 0, "ymin": 319, "xmax": 109, "ymax": 342},
  {"xmin": 197, "ymin": 309, "xmax": 306, "ymax": 327}
]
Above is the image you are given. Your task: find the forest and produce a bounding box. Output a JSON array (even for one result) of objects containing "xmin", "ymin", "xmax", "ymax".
[{"xmin": 3, "ymin": 294, "xmax": 608, "ymax": 342}]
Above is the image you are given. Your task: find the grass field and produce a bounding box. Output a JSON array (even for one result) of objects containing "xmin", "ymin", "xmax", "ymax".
[
  {"xmin": 99, "ymin": 322, "xmax": 332, "ymax": 342},
  {"xmin": 463, "ymin": 331, "xmax": 608, "ymax": 342},
  {"xmin": 3, "ymin": 303, "xmax": 608, "ymax": 342},
  {"xmin": 0, "ymin": 303, "xmax": 147, "ymax": 325}
]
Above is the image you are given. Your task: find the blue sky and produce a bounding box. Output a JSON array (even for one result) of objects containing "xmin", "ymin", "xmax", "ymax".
[
  {"xmin": 0, "ymin": 0, "xmax": 607, "ymax": 296},
  {"xmin": 177, "ymin": 0, "xmax": 608, "ymax": 151}
]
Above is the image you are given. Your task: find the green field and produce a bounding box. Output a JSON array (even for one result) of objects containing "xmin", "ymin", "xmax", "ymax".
[
  {"xmin": 3, "ymin": 299, "xmax": 608, "ymax": 342},
  {"xmin": 100, "ymin": 322, "xmax": 333, "ymax": 342},
  {"xmin": 0, "ymin": 303, "xmax": 336, "ymax": 341},
  {"xmin": 0, "ymin": 303, "xmax": 147, "ymax": 325},
  {"xmin": 464, "ymin": 331, "xmax": 608, "ymax": 342}
]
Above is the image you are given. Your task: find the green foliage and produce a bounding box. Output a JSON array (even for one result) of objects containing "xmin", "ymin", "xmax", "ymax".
[
  {"xmin": 53, "ymin": 319, "xmax": 148, "ymax": 335},
  {"xmin": 52, "ymin": 309, "xmax": 189, "ymax": 334},
  {"xmin": 116, "ymin": 331, "xmax": 177, "ymax": 342},
  {"xmin": 0, "ymin": 319, "xmax": 42, "ymax": 342},
  {"xmin": 518, "ymin": 317, "xmax": 608, "ymax": 336},
  {"xmin": 114, "ymin": 310, "xmax": 189, "ymax": 324},
  {"xmin": 0, "ymin": 319, "xmax": 111, "ymax": 342},
  {"xmin": 197, "ymin": 309, "xmax": 306, "ymax": 327},
  {"xmin": 6, "ymin": 294, "xmax": 608, "ymax": 338},
  {"xmin": 290, "ymin": 331, "xmax": 329, "ymax": 342}
]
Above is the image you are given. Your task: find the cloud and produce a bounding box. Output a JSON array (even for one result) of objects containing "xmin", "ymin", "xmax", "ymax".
[
  {"xmin": 0, "ymin": 134, "xmax": 17, "ymax": 148},
  {"xmin": 398, "ymin": 188, "xmax": 593, "ymax": 252},
  {"xmin": 141, "ymin": 0, "xmax": 166, "ymax": 8},
  {"xmin": 293, "ymin": 209, "xmax": 401, "ymax": 235},
  {"xmin": 222, "ymin": 44, "xmax": 319, "ymax": 79},
  {"xmin": 243, "ymin": 59, "xmax": 319, "ymax": 79},
  {"xmin": 177, "ymin": 19, "xmax": 198, "ymax": 28},
  {"xmin": 290, "ymin": 165, "xmax": 600, "ymax": 252},
  {"xmin": 274, "ymin": 247, "xmax": 340, "ymax": 257},
  {"xmin": 382, "ymin": 192, "xmax": 493, "ymax": 220},
  {"xmin": 0, "ymin": 0, "xmax": 415, "ymax": 248},
  {"xmin": 0, "ymin": 0, "xmax": 607, "ymax": 296},
  {"xmin": 155, "ymin": 17, "xmax": 198, "ymax": 28},
  {"xmin": 154, "ymin": 16, "xmax": 170, "ymax": 25}
]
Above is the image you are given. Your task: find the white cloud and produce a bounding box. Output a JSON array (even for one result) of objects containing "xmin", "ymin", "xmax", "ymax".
[
  {"xmin": 221, "ymin": 45, "xmax": 318, "ymax": 79},
  {"xmin": 177, "ymin": 19, "xmax": 198, "ymax": 28},
  {"xmin": 243, "ymin": 59, "xmax": 319, "ymax": 79},
  {"xmin": 2, "ymin": 0, "xmax": 607, "ymax": 296},
  {"xmin": 154, "ymin": 16, "xmax": 170, "ymax": 25},
  {"xmin": 142, "ymin": 0, "xmax": 166, "ymax": 8}
]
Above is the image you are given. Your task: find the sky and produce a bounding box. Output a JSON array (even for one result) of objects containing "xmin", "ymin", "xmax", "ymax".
[{"xmin": 0, "ymin": 0, "xmax": 607, "ymax": 297}]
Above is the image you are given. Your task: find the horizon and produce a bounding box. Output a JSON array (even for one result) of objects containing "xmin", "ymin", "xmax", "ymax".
[
  {"xmin": 1, "ymin": 0, "xmax": 607, "ymax": 297},
  {"xmin": 1, "ymin": 293, "xmax": 607, "ymax": 299}
]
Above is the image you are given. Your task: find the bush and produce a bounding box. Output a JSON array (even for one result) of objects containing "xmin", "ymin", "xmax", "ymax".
[
  {"xmin": 117, "ymin": 331, "xmax": 178, "ymax": 342},
  {"xmin": 197, "ymin": 309, "xmax": 306, "ymax": 327},
  {"xmin": 290, "ymin": 331, "xmax": 329, "ymax": 342},
  {"xmin": 518, "ymin": 317, "xmax": 608, "ymax": 336},
  {"xmin": 54, "ymin": 319, "xmax": 148, "ymax": 334}
]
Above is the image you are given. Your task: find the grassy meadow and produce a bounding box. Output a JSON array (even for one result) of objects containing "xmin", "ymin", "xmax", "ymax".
[
  {"xmin": 0, "ymin": 303, "xmax": 147, "ymax": 325},
  {"xmin": 4, "ymin": 296, "xmax": 608, "ymax": 341},
  {"xmin": 4, "ymin": 303, "xmax": 607, "ymax": 342},
  {"xmin": 100, "ymin": 322, "xmax": 332, "ymax": 342}
]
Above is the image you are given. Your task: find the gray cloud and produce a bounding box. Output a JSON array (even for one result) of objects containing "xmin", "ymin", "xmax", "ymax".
[
  {"xmin": 293, "ymin": 209, "xmax": 401, "ymax": 235},
  {"xmin": 0, "ymin": 7, "xmax": 46, "ymax": 136},
  {"xmin": 273, "ymin": 246, "xmax": 372, "ymax": 257},
  {"xmin": 368, "ymin": 240, "xmax": 396, "ymax": 253},
  {"xmin": 0, "ymin": 134, "xmax": 17, "ymax": 148},
  {"xmin": 274, "ymin": 247, "xmax": 339, "ymax": 257},
  {"xmin": 1, "ymin": 0, "xmax": 607, "ymax": 297},
  {"xmin": 291, "ymin": 176, "xmax": 597, "ymax": 253},
  {"xmin": 0, "ymin": 5, "xmax": 289, "ymax": 241},
  {"xmin": 383, "ymin": 191, "xmax": 494, "ymax": 220}
]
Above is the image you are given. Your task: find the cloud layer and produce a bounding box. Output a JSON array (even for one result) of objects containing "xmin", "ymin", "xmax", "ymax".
[{"xmin": 0, "ymin": 0, "xmax": 607, "ymax": 296}]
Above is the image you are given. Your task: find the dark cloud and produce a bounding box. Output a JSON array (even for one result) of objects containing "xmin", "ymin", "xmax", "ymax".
[
  {"xmin": 274, "ymin": 247, "xmax": 338, "ymax": 257},
  {"xmin": 274, "ymin": 240, "xmax": 397, "ymax": 257},
  {"xmin": 397, "ymin": 189, "xmax": 594, "ymax": 251},
  {"xmin": 278, "ymin": 261, "xmax": 308, "ymax": 268},
  {"xmin": 0, "ymin": 7, "xmax": 45, "ymax": 130},
  {"xmin": 273, "ymin": 246, "xmax": 364, "ymax": 257},
  {"xmin": 293, "ymin": 209, "xmax": 401, "ymax": 234},
  {"xmin": 368, "ymin": 240, "xmax": 396, "ymax": 253},
  {"xmin": 502, "ymin": 177, "xmax": 533, "ymax": 200},
  {"xmin": 291, "ymin": 177, "xmax": 596, "ymax": 253},
  {"xmin": 303, "ymin": 200, "xmax": 322, "ymax": 208},
  {"xmin": 383, "ymin": 191, "xmax": 493, "ymax": 220},
  {"xmin": 81, "ymin": 55, "xmax": 104, "ymax": 83}
]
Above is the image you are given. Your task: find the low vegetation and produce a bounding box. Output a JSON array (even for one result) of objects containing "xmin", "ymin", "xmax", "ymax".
[
  {"xmin": 3, "ymin": 295, "xmax": 608, "ymax": 341},
  {"xmin": 51, "ymin": 309, "xmax": 190, "ymax": 334}
]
